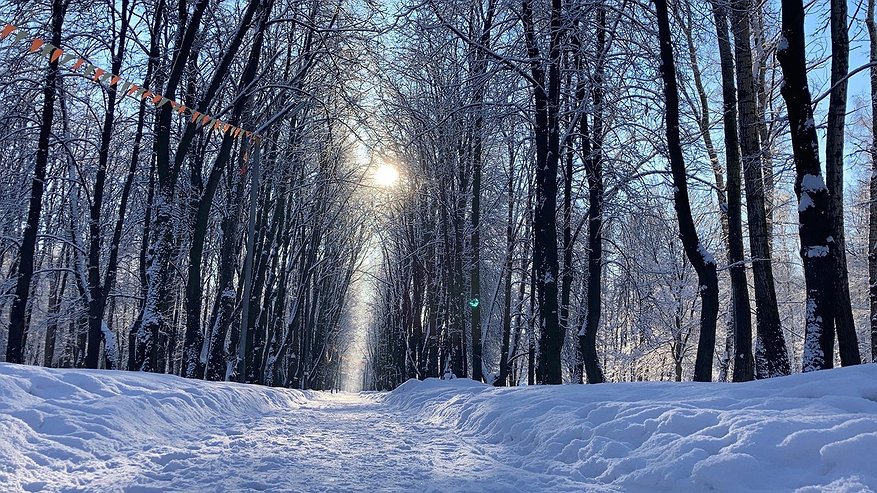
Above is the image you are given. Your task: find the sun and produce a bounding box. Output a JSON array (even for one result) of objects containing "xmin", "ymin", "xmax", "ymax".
[{"xmin": 373, "ymin": 163, "xmax": 399, "ymax": 187}]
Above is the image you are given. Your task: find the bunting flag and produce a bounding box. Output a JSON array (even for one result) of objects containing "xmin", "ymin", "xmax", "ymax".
[{"xmin": 0, "ymin": 21, "xmax": 259, "ymax": 141}]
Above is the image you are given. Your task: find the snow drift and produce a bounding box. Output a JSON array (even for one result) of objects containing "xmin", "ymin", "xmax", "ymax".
[
  {"xmin": 385, "ymin": 368, "xmax": 877, "ymax": 492},
  {"xmin": 0, "ymin": 363, "xmax": 311, "ymax": 492},
  {"xmin": 1, "ymin": 362, "xmax": 877, "ymax": 492}
]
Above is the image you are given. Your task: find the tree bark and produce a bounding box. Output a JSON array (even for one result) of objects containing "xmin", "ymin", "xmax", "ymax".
[
  {"xmin": 468, "ymin": 0, "xmax": 494, "ymax": 383},
  {"xmin": 694, "ymin": 0, "xmax": 754, "ymax": 382},
  {"xmin": 44, "ymin": 250, "xmax": 69, "ymax": 367},
  {"xmin": 496, "ymin": 149, "xmax": 516, "ymax": 386},
  {"xmin": 182, "ymin": 0, "xmax": 270, "ymax": 379},
  {"xmin": 133, "ymin": 0, "xmax": 210, "ymax": 372}
]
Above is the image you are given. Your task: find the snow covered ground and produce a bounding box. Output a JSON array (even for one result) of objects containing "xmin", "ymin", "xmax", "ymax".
[{"xmin": 1, "ymin": 363, "xmax": 876, "ymax": 492}]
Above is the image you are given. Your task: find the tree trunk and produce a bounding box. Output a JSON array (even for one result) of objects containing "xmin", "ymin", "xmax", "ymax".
[
  {"xmin": 496, "ymin": 153, "xmax": 516, "ymax": 386},
  {"xmin": 468, "ymin": 0, "xmax": 494, "ymax": 383},
  {"xmin": 752, "ymin": 4, "xmax": 776, "ymax": 250},
  {"xmin": 730, "ymin": 0, "xmax": 790, "ymax": 378},
  {"xmin": 577, "ymin": 5, "xmax": 607, "ymax": 385},
  {"xmin": 826, "ymin": 0, "xmax": 861, "ymax": 366},
  {"xmin": 6, "ymin": 0, "xmax": 67, "ymax": 364},
  {"xmin": 183, "ymin": 0, "xmax": 270, "ymax": 379},
  {"xmin": 237, "ymin": 143, "xmax": 261, "ymax": 382},
  {"xmin": 682, "ymin": 0, "xmax": 752, "ymax": 382},
  {"xmin": 134, "ymin": 0, "xmax": 210, "ymax": 372},
  {"xmin": 777, "ymin": 0, "xmax": 838, "ymax": 372},
  {"xmin": 205, "ymin": 159, "xmax": 247, "ymax": 381},
  {"xmin": 85, "ymin": 0, "xmax": 131, "ymax": 369},
  {"xmin": 521, "ymin": 0, "xmax": 564, "ymax": 385},
  {"xmin": 655, "ymin": 0, "xmax": 720, "ymax": 382},
  {"xmin": 709, "ymin": 2, "xmax": 754, "ymax": 382},
  {"xmin": 869, "ymin": 0, "xmax": 877, "ymax": 364},
  {"xmin": 44, "ymin": 252, "xmax": 69, "ymax": 367}
]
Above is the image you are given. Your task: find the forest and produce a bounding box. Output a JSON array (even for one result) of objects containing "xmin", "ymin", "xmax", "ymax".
[{"xmin": 0, "ymin": 0, "xmax": 874, "ymax": 392}]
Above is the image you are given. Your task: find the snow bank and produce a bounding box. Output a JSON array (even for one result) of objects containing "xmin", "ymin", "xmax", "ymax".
[
  {"xmin": 0, "ymin": 363, "xmax": 309, "ymax": 492},
  {"xmin": 384, "ymin": 366, "xmax": 877, "ymax": 492},
  {"xmin": 2, "ymin": 363, "xmax": 876, "ymax": 492}
]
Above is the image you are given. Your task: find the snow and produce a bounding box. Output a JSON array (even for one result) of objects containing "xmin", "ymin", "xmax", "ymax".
[
  {"xmin": 801, "ymin": 173, "xmax": 827, "ymax": 193},
  {"xmin": 100, "ymin": 322, "xmax": 117, "ymax": 366},
  {"xmin": 778, "ymin": 35, "xmax": 789, "ymax": 51},
  {"xmin": 798, "ymin": 192, "xmax": 815, "ymax": 212},
  {"xmin": 696, "ymin": 243, "xmax": 716, "ymax": 266},
  {"xmin": 803, "ymin": 245, "xmax": 830, "ymax": 257},
  {"xmin": 2, "ymin": 364, "xmax": 877, "ymax": 492}
]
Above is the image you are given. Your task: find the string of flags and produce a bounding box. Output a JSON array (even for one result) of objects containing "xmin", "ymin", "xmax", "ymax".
[{"xmin": 0, "ymin": 22, "xmax": 260, "ymax": 142}]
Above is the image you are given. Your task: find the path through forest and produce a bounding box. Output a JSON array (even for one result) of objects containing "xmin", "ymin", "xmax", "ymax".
[
  {"xmin": 4, "ymin": 364, "xmax": 877, "ymax": 492},
  {"xmin": 147, "ymin": 392, "xmax": 579, "ymax": 492},
  {"xmin": 0, "ymin": 363, "xmax": 586, "ymax": 492}
]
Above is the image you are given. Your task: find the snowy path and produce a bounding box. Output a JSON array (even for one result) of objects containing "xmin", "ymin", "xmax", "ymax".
[
  {"xmin": 0, "ymin": 365, "xmax": 581, "ymax": 492},
  {"xmin": 136, "ymin": 392, "xmax": 578, "ymax": 492},
  {"xmin": 3, "ymin": 363, "xmax": 877, "ymax": 492}
]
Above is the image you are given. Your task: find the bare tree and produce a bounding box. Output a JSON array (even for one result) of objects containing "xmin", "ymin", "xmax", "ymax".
[
  {"xmin": 655, "ymin": 0, "xmax": 720, "ymax": 382},
  {"xmin": 6, "ymin": 0, "xmax": 69, "ymax": 364},
  {"xmin": 825, "ymin": 0, "xmax": 861, "ymax": 366},
  {"xmin": 776, "ymin": 0, "xmax": 839, "ymax": 372},
  {"xmin": 868, "ymin": 0, "xmax": 877, "ymax": 363}
]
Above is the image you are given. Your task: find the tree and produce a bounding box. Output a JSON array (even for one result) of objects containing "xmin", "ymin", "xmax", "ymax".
[
  {"xmin": 825, "ymin": 0, "xmax": 861, "ymax": 366},
  {"xmin": 676, "ymin": 0, "xmax": 752, "ymax": 381},
  {"xmin": 183, "ymin": 0, "xmax": 274, "ymax": 381},
  {"xmin": 776, "ymin": 0, "xmax": 838, "ymax": 372},
  {"xmin": 468, "ymin": 0, "xmax": 495, "ymax": 383},
  {"xmin": 868, "ymin": 0, "xmax": 877, "ymax": 363},
  {"xmin": 729, "ymin": 0, "xmax": 790, "ymax": 378},
  {"xmin": 575, "ymin": 2, "xmax": 607, "ymax": 385},
  {"xmin": 6, "ymin": 0, "xmax": 69, "ymax": 364},
  {"xmin": 521, "ymin": 0, "xmax": 564, "ymax": 385},
  {"xmin": 84, "ymin": 0, "xmax": 133, "ymax": 369},
  {"xmin": 654, "ymin": 0, "xmax": 720, "ymax": 382},
  {"xmin": 132, "ymin": 0, "xmax": 212, "ymax": 372}
]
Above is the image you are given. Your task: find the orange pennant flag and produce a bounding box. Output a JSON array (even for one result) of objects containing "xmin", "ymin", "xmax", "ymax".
[
  {"xmin": 28, "ymin": 38, "xmax": 44, "ymax": 53},
  {"xmin": 0, "ymin": 24, "xmax": 16, "ymax": 40}
]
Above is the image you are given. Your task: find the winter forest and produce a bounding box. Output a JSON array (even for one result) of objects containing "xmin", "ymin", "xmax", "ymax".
[
  {"xmin": 0, "ymin": 0, "xmax": 876, "ymax": 394},
  {"xmin": 5, "ymin": 0, "xmax": 877, "ymax": 490}
]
